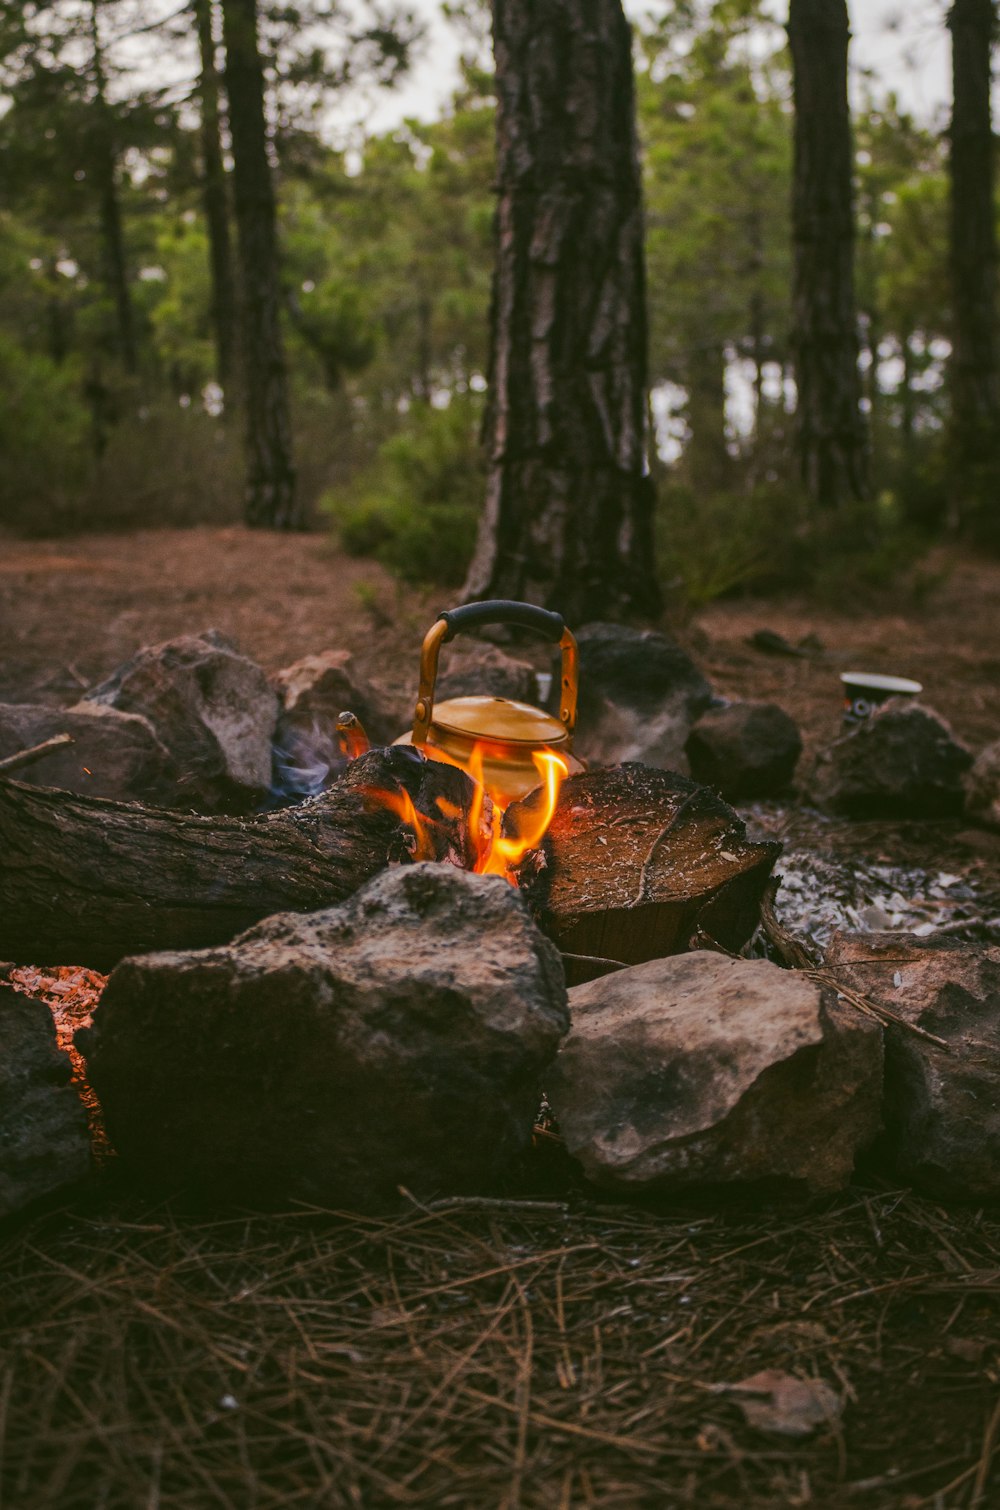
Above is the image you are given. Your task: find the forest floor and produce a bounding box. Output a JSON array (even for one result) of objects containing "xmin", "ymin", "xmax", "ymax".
[{"xmin": 2, "ymin": 526, "xmax": 1000, "ymax": 1509}]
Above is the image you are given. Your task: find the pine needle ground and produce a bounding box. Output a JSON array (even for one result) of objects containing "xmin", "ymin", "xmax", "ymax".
[{"xmin": 2, "ymin": 1186, "xmax": 999, "ymax": 1508}]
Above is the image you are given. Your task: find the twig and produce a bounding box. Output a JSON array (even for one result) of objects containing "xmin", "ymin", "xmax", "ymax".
[
  {"xmin": 971, "ymin": 1393, "xmax": 1000, "ymax": 1507},
  {"xmin": 929, "ymin": 915, "xmax": 1000, "ymax": 937},
  {"xmin": 759, "ymin": 882, "xmax": 821, "ymax": 969},
  {"xmin": 806, "ymin": 971, "xmax": 952, "ymax": 1051},
  {"xmin": 0, "ymin": 732, "xmax": 73, "ymax": 776},
  {"xmin": 757, "ymin": 884, "xmax": 950, "ymax": 1049}
]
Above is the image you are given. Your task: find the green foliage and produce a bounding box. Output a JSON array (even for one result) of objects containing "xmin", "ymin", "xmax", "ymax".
[
  {"xmin": 639, "ymin": 0, "xmax": 792, "ymax": 484},
  {"xmin": 0, "ymin": 334, "xmax": 89, "ymax": 531},
  {"xmin": 657, "ymin": 482, "xmax": 807, "ymax": 612},
  {"xmin": 323, "ymin": 397, "xmax": 484, "ymax": 586},
  {"xmin": 658, "ymin": 480, "xmax": 933, "ymax": 615}
]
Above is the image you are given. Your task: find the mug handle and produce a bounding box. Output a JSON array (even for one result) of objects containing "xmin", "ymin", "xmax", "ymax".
[{"xmin": 411, "ymin": 600, "xmax": 578, "ymax": 747}]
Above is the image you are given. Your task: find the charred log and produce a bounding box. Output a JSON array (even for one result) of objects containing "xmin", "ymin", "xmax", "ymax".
[
  {"xmin": 508, "ymin": 764, "xmax": 781, "ymax": 984},
  {"xmin": 0, "ymin": 749, "xmax": 486, "ymax": 973}
]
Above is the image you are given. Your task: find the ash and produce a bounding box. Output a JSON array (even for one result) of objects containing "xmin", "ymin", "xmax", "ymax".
[{"xmin": 743, "ymin": 803, "xmax": 1000, "ymax": 953}]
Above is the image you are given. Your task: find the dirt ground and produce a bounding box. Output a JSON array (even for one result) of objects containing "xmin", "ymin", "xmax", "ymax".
[
  {"xmin": 2, "ymin": 527, "xmax": 1000, "ymax": 1509},
  {"xmin": 1, "ymin": 525, "xmax": 998, "ymax": 759}
]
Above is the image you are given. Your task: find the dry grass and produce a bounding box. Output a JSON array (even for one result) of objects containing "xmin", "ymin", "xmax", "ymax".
[{"xmin": 2, "ymin": 1185, "xmax": 1000, "ymax": 1509}]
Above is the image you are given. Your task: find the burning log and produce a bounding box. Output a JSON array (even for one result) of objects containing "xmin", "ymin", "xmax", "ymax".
[
  {"xmin": 0, "ymin": 748, "xmax": 487, "ymax": 973},
  {"xmin": 507, "ymin": 764, "xmax": 781, "ymax": 982}
]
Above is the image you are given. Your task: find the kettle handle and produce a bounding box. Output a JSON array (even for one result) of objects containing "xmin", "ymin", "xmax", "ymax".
[{"xmin": 411, "ymin": 600, "xmax": 578, "ymax": 748}]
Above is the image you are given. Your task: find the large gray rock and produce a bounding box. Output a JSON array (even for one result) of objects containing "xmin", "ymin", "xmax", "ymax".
[
  {"xmin": 965, "ymin": 740, "xmax": 1000, "ymax": 829},
  {"xmin": 825, "ymin": 931, "xmax": 1000, "ymax": 1198},
  {"xmin": 79, "ymin": 864, "xmax": 569, "ymax": 1208},
  {"xmin": 0, "ymin": 701, "xmax": 180, "ymax": 806},
  {"xmin": 87, "ymin": 630, "xmax": 278, "ymax": 811},
  {"xmin": 559, "ymin": 623, "xmax": 716, "ymax": 773},
  {"xmin": 685, "ymin": 701, "xmax": 802, "ymax": 800},
  {"xmin": 812, "ymin": 699, "xmax": 973, "ymax": 819},
  {"xmin": 548, "ymin": 952, "xmax": 882, "ymax": 1194},
  {"xmin": 1, "ymin": 985, "xmax": 90, "ymax": 1218}
]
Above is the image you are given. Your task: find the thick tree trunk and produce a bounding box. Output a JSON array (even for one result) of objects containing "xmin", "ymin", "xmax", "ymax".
[
  {"xmin": 788, "ymin": 0, "xmax": 869, "ymax": 507},
  {"xmin": 89, "ymin": 4, "xmax": 137, "ymax": 375},
  {"xmin": 0, "ymin": 750, "xmax": 482, "ymax": 973},
  {"xmin": 195, "ymin": 0, "xmax": 238, "ymax": 391},
  {"xmin": 463, "ymin": 0, "xmax": 661, "ymax": 623},
  {"xmin": 220, "ymin": 0, "xmax": 300, "ymax": 527},
  {"xmin": 948, "ymin": 0, "xmax": 1000, "ymax": 534}
]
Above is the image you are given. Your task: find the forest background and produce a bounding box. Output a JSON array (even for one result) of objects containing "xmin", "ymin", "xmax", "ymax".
[{"xmin": 0, "ymin": 0, "xmax": 992, "ymax": 612}]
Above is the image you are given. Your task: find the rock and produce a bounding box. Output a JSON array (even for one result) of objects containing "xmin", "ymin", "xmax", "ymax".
[
  {"xmin": 556, "ymin": 622, "xmax": 715, "ymax": 773},
  {"xmin": 547, "ymin": 951, "xmax": 882, "ymax": 1195},
  {"xmin": 271, "ymin": 649, "xmax": 404, "ymax": 799},
  {"xmin": 685, "ymin": 702, "xmax": 802, "ymax": 799},
  {"xmin": 273, "ymin": 649, "xmax": 401, "ymax": 746},
  {"xmin": 965, "ymin": 740, "xmax": 1000, "ymax": 829},
  {"xmin": 825, "ymin": 931, "xmax": 1000, "ymax": 1197},
  {"xmin": 0, "ymin": 985, "xmax": 90, "ymax": 1218},
  {"xmin": 0, "ymin": 701, "xmax": 180, "ymax": 806},
  {"xmin": 812, "ymin": 699, "xmax": 973, "ymax": 819},
  {"xmin": 87, "ymin": 630, "xmax": 279, "ymax": 812},
  {"xmin": 436, "ymin": 642, "xmax": 538, "ymax": 706},
  {"xmin": 79, "ymin": 864, "xmax": 568, "ymax": 1209}
]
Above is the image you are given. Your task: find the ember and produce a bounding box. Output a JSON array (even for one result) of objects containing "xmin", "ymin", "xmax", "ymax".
[{"xmin": 6, "ymin": 964, "xmax": 111, "ymax": 1157}]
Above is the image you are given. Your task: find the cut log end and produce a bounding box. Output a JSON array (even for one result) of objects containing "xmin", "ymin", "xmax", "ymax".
[{"xmin": 507, "ymin": 764, "xmax": 781, "ymax": 977}]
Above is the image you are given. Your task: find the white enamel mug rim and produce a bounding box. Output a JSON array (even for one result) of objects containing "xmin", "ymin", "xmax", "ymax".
[{"xmin": 840, "ymin": 672, "xmax": 923, "ymax": 696}]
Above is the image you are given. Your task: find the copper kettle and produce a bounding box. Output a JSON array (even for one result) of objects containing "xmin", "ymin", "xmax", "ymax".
[{"xmin": 394, "ymin": 600, "xmax": 584, "ymax": 805}]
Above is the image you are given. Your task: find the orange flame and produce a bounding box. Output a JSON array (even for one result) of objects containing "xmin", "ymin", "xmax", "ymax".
[
  {"xmin": 470, "ymin": 747, "xmax": 568, "ymax": 877},
  {"xmin": 367, "ymin": 784, "xmax": 444, "ymax": 861},
  {"xmin": 362, "ymin": 744, "xmax": 568, "ymax": 883}
]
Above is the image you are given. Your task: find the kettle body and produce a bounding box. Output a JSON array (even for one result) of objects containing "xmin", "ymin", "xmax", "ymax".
[{"xmin": 394, "ymin": 601, "xmax": 584, "ymax": 806}]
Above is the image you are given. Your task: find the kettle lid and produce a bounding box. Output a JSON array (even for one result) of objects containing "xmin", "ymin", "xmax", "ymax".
[{"xmin": 431, "ymin": 695, "xmax": 568, "ymax": 746}]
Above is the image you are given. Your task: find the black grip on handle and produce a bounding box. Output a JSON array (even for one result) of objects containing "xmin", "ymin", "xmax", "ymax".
[{"xmin": 437, "ymin": 600, "xmax": 566, "ymax": 643}]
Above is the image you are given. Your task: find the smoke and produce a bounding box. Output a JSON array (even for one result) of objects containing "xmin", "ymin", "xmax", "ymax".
[{"xmin": 267, "ymin": 718, "xmax": 348, "ymax": 807}]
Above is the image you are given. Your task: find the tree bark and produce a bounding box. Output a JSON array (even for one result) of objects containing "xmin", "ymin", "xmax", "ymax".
[
  {"xmin": 462, "ymin": 0, "xmax": 661, "ymax": 623},
  {"xmin": 947, "ymin": 0, "xmax": 1000, "ymax": 534},
  {"xmin": 220, "ymin": 0, "xmax": 300, "ymax": 527},
  {"xmin": 0, "ymin": 750, "xmax": 482, "ymax": 973},
  {"xmin": 195, "ymin": 0, "xmax": 238, "ymax": 391},
  {"xmin": 89, "ymin": 3, "xmax": 137, "ymax": 375},
  {"xmin": 788, "ymin": 0, "xmax": 869, "ymax": 507}
]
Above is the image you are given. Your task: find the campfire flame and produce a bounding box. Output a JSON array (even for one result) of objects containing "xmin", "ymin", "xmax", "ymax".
[
  {"xmin": 465, "ymin": 745, "xmax": 568, "ymax": 878},
  {"xmin": 364, "ymin": 741, "xmax": 568, "ymax": 882},
  {"xmin": 370, "ymin": 784, "xmax": 456, "ymax": 862}
]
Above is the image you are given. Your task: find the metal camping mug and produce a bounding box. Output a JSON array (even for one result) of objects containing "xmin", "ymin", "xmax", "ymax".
[
  {"xmin": 393, "ymin": 600, "xmax": 585, "ymax": 805},
  {"xmin": 840, "ymin": 671, "xmax": 923, "ymax": 728}
]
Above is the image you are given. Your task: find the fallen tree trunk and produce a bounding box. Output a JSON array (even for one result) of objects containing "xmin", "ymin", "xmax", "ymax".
[
  {"xmin": 508, "ymin": 764, "xmax": 781, "ymax": 983},
  {"xmin": 0, "ymin": 749, "xmax": 485, "ymax": 972}
]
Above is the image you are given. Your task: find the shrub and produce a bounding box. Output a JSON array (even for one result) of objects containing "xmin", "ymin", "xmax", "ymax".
[
  {"xmin": 323, "ymin": 396, "xmax": 484, "ymax": 587},
  {"xmin": 656, "ymin": 478, "xmax": 933, "ymax": 614},
  {"xmin": 656, "ymin": 482, "xmax": 809, "ymax": 611},
  {"xmin": 0, "ymin": 335, "xmax": 90, "ymax": 533}
]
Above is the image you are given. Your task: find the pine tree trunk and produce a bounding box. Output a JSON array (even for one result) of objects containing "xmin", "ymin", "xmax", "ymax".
[
  {"xmin": 195, "ymin": 0, "xmax": 238, "ymax": 391},
  {"xmin": 948, "ymin": 0, "xmax": 999, "ymax": 534},
  {"xmin": 463, "ymin": 0, "xmax": 661, "ymax": 623},
  {"xmin": 89, "ymin": 4, "xmax": 137, "ymax": 375},
  {"xmin": 220, "ymin": 0, "xmax": 300, "ymax": 528},
  {"xmin": 788, "ymin": 0, "xmax": 868, "ymax": 507}
]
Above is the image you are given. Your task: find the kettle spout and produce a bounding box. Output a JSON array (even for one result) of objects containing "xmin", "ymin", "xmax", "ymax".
[{"xmin": 336, "ymin": 711, "xmax": 370, "ymax": 761}]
